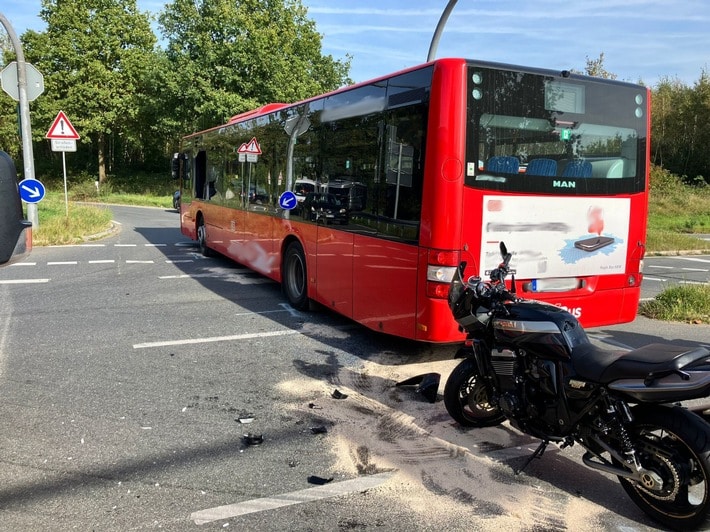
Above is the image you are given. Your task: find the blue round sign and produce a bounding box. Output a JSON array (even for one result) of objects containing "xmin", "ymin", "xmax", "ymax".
[
  {"xmin": 18, "ymin": 178, "xmax": 45, "ymax": 204},
  {"xmin": 278, "ymin": 190, "xmax": 298, "ymax": 210}
]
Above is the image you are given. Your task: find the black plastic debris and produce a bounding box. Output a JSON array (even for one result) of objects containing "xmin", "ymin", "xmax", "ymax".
[
  {"xmin": 307, "ymin": 475, "xmax": 334, "ymax": 485},
  {"xmin": 242, "ymin": 433, "xmax": 263, "ymax": 446},
  {"xmin": 310, "ymin": 426, "xmax": 328, "ymax": 435},
  {"xmin": 308, "ymin": 402, "xmax": 322, "ymax": 410},
  {"xmin": 331, "ymin": 389, "xmax": 348, "ymax": 400},
  {"xmin": 395, "ymin": 372, "xmax": 441, "ymax": 403}
]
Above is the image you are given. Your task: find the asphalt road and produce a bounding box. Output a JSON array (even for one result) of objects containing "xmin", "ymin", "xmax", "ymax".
[{"xmin": 0, "ymin": 205, "xmax": 708, "ymax": 531}]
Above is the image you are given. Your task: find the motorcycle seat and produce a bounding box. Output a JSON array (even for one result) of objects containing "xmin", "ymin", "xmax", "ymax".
[{"xmin": 572, "ymin": 343, "xmax": 710, "ymax": 384}]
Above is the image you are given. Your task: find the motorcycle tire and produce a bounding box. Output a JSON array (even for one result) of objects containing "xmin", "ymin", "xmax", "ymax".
[
  {"xmin": 616, "ymin": 405, "xmax": 710, "ymax": 530},
  {"xmin": 443, "ymin": 357, "xmax": 505, "ymax": 428}
]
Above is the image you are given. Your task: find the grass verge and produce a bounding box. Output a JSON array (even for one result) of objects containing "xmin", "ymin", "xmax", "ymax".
[
  {"xmin": 33, "ymin": 193, "xmax": 114, "ymax": 246},
  {"xmin": 639, "ymin": 284, "xmax": 710, "ymax": 324}
]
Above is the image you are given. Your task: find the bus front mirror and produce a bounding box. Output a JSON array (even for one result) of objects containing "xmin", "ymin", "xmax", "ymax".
[{"xmin": 0, "ymin": 151, "xmax": 32, "ymax": 266}]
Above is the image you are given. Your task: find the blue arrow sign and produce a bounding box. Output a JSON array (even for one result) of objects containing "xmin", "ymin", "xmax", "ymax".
[
  {"xmin": 18, "ymin": 178, "xmax": 45, "ymax": 204},
  {"xmin": 279, "ymin": 190, "xmax": 298, "ymax": 210}
]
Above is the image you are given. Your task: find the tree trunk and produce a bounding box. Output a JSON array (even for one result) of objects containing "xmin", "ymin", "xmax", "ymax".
[{"xmin": 98, "ymin": 132, "xmax": 107, "ymax": 183}]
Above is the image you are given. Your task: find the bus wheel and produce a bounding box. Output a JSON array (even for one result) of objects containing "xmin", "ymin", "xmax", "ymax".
[
  {"xmin": 197, "ymin": 216, "xmax": 213, "ymax": 257},
  {"xmin": 283, "ymin": 241, "xmax": 308, "ymax": 310}
]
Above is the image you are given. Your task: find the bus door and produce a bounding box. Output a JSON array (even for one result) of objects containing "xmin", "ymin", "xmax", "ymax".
[{"xmin": 314, "ymin": 208, "xmax": 354, "ymax": 318}]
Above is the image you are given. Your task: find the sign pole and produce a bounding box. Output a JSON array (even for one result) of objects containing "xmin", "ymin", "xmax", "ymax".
[{"xmin": 62, "ymin": 151, "xmax": 68, "ymax": 216}]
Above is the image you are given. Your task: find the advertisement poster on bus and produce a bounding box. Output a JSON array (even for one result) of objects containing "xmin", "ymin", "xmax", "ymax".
[{"xmin": 480, "ymin": 195, "xmax": 631, "ymax": 279}]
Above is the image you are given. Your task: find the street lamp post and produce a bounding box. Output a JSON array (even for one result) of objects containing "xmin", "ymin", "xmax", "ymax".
[{"xmin": 427, "ymin": 0, "xmax": 459, "ymax": 62}]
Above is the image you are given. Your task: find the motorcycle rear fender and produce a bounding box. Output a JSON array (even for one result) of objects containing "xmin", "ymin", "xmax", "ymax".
[{"xmin": 608, "ymin": 370, "xmax": 710, "ymax": 403}]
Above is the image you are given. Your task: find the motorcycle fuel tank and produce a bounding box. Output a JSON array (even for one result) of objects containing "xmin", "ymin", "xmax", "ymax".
[{"xmin": 492, "ymin": 300, "xmax": 588, "ymax": 359}]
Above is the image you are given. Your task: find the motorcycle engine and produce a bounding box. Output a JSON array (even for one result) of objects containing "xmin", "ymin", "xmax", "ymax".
[{"xmin": 491, "ymin": 349, "xmax": 558, "ymax": 429}]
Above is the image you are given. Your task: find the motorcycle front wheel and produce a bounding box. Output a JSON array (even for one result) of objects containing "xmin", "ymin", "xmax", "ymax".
[
  {"xmin": 617, "ymin": 405, "xmax": 710, "ymax": 530},
  {"xmin": 443, "ymin": 357, "xmax": 505, "ymax": 428}
]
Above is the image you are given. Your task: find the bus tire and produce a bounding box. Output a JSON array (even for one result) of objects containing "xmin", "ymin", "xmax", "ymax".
[
  {"xmin": 283, "ymin": 241, "xmax": 309, "ymax": 310},
  {"xmin": 196, "ymin": 216, "xmax": 214, "ymax": 257}
]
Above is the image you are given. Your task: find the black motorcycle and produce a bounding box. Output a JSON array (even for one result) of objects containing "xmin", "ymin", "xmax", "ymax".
[{"xmin": 444, "ymin": 242, "xmax": 710, "ymax": 530}]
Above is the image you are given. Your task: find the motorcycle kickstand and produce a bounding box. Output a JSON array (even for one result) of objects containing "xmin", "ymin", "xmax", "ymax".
[{"xmin": 515, "ymin": 440, "xmax": 549, "ymax": 475}]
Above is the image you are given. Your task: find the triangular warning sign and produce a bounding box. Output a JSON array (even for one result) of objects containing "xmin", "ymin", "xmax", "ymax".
[
  {"xmin": 46, "ymin": 111, "xmax": 80, "ymax": 140},
  {"xmin": 237, "ymin": 137, "xmax": 261, "ymax": 155}
]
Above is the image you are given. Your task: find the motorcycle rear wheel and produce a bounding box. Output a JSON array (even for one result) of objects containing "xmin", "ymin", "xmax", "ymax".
[
  {"xmin": 617, "ymin": 405, "xmax": 710, "ymax": 530},
  {"xmin": 443, "ymin": 357, "xmax": 505, "ymax": 428}
]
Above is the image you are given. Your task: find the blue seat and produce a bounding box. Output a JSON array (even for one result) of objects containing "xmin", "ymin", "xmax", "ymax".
[
  {"xmin": 486, "ymin": 156, "xmax": 519, "ymax": 174},
  {"xmin": 562, "ymin": 160, "xmax": 592, "ymax": 178},
  {"xmin": 525, "ymin": 158, "xmax": 557, "ymax": 177}
]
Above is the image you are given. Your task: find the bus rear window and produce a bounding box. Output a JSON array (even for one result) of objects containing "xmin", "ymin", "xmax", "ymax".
[{"xmin": 465, "ymin": 66, "xmax": 648, "ymax": 194}]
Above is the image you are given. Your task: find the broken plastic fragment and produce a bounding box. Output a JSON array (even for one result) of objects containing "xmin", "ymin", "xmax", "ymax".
[
  {"xmin": 236, "ymin": 413, "xmax": 255, "ymax": 424},
  {"xmin": 331, "ymin": 389, "xmax": 348, "ymax": 400},
  {"xmin": 307, "ymin": 475, "xmax": 334, "ymax": 485},
  {"xmin": 395, "ymin": 372, "xmax": 441, "ymax": 403},
  {"xmin": 310, "ymin": 426, "xmax": 328, "ymax": 435},
  {"xmin": 308, "ymin": 402, "xmax": 322, "ymax": 409}
]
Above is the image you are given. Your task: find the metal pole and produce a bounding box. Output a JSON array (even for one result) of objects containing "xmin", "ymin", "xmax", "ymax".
[
  {"xmin": 0, "ymin": 13, "xmax": 39, "ymax": 228},
  {"xmin": 427, "ymin": 0, "xmax": 459, "ymax": 62}
]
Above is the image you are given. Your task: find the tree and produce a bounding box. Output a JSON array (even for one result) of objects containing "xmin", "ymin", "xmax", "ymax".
[
  {"xmin": 158, "ymin": 0, "xmax": 351, "ymax": 133},
  {"xmin": 652, "ymin": 70, "xmax": 710, "ymax": 184},
  {"xmin": 584, "ymin": 52, "xmax": 617, "ymax": 80},
  {"xmin": 22, "ymin": 0, "xmax": 158, "ymax": 182}
]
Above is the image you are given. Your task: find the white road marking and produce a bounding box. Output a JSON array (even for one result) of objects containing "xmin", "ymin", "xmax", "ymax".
[
  {"xmin": 89, "ymin": 260, "xmax": 115, "ymax": 264},
  {"xmin": 10, "ymin": 262, "xmax": 36, "ymax": 266},
  {"xmin": 144, "ymin": 243, "xmax": 167, "ymax": 247},
  {"xmin": 642, "ymin": 276, "xmax": 666, "ymax": 282},
  {"xmin": 133, "ymin": 329, "xmax": 298, "ymax": 349},
  {"xmin": 190, "ymin": 472, "xmax": 395, "ymax": 524},
  {"xmin": 48, "ymin": 244, "xmax": 105, "ymax": 248},
  {"xmin": 114, "ymin": 244, "xmax": 136, "ymax": 247},
  {"xmin": 48, "ymin": 261, "xmax": 78, "ymax": 265},
  {"xmin": 0, "ymin": 279, "xmax": 50, "ymax": 284},
  {"xmin": 125, "ymin": 260, "xmax": 155, "ymax": 264}
]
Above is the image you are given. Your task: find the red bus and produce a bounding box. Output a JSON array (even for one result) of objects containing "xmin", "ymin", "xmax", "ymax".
[{"xmin": 173, "ymin": 58, "xmax": 650, "ymax": 342}]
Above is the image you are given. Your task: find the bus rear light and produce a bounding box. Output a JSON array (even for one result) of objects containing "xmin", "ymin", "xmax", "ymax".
[
  {"xmin": 428, "ymin": 249, "xmax": 460, "ymax": 266},
  {"xmin": 426, "ymin": 281, "xmax": 450, "ymax": 299}
]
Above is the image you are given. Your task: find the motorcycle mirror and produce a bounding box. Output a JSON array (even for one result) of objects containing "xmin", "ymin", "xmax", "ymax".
[{"xmin": 499, "ymin": 241, "xmax": 507, "ymax": 259}]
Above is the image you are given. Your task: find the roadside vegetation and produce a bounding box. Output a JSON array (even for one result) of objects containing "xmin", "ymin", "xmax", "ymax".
[{"xmin": 646, "ymin": 166, "xmax": 710, "ymax": 254}]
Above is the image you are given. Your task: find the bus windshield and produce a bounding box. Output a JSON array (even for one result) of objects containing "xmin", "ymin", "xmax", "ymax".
[{"xmin": 465, "ymin": 65, "xmax": 648, "ymax": 194}]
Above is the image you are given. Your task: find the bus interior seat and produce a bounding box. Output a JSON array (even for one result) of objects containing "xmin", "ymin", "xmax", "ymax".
[
  {"xmin": 590, "ymin": 158, "xmax": 625, "ymax": 178},
  {"xmin": 486, "ymin": 156, "xmax": 519, "ymax": 174},
  {"xmin": 525, "ymin": 158, "xmax": 557, "ymax": 177},
  {"xmin": 561, "ymin": 159, "xmax": 592, "ymax": 178}
]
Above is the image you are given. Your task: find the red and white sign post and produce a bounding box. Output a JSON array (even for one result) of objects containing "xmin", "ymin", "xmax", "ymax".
[{"xmin": 46, "ymin": 111, "xmax": 80, "ymax": 215}]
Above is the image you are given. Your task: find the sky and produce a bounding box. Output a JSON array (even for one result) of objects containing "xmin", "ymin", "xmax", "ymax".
[{"xmin": 2, "ymin": 0, "xmax": 708, "ymax": 87}]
